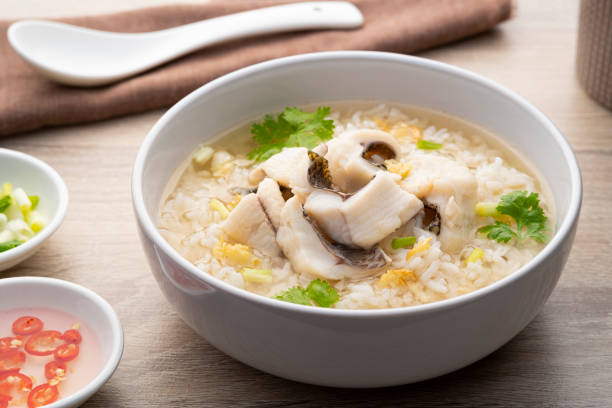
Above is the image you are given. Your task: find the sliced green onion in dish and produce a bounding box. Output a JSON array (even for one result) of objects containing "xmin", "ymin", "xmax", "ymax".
[
  {"xmin": 1, "ymin": 182, "xmax": 11, "ymax": 196},
  {"xmin": 391, "ymin": 236, "xmax": 417, "ymax": 249},
  {"xmin": 13, "ymin": 187, "xmax": 31, "ymax": 212},
  {"xmin": 0, "ymin": 182, "xmax": 47, "ymax": 253},
  {"xmin": 417, "ymin": 140, "xmax": 443, "ymax": 150},
  {"xmin": 0, "ymin": 239, "xmax": 21, "ymax": 253},
  {"xmin": 26, "ymin": 211, "xmax": 46, "ymax": 233},
  {"xmin": 29, "ymin": 195, "xmax": 40, "ymax": 210},
  {"xmin": 0, "ymin": 196, "xmax": 10, "ymax": 212}
]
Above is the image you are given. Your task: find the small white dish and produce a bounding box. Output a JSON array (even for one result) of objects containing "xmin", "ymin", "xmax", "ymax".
[
  {"xmin": 0, "ymin": 148, "xmax": 69, "ymax": 271},
  {"xmin": 0, "ymin": 277, "xmax": 124, "ymax": 407}
]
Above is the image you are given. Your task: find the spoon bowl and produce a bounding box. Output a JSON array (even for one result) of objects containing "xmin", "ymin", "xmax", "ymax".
[{"xmin": 7, "ymin": 2, "xmax": 363, "ymax": 87}]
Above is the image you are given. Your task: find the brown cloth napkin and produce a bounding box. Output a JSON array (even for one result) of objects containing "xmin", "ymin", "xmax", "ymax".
[{"xmin": 0, "ymin": 0, "xmax": 512, "ymax": 136}]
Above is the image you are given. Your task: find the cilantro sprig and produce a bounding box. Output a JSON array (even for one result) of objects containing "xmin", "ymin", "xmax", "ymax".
[
  {"xmin": 247, "ymin": 107, "xmax": 335, "ymax": 162},
  {"xmin": 274, "ymin": 279, "xmax": 339, "ymax": 308},
  {"xmin": 478, "ymin": 191, "xmax": 549, "ymax": 247}
]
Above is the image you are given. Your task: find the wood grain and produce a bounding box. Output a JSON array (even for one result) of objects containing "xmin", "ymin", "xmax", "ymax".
[{"xmin": 1, "ymin": 1, "xmax": 611, "ymax": 406}]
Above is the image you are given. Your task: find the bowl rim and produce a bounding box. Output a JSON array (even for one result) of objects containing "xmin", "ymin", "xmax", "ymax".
[
  {"xmin": 132, "ymin": 51, "xmax": 582, "ymax": 318},
  {"xmin": 0, "ymin": 276, "xmax": 124, "ymax": 407},
  {"xmin": 0, "ymin": 148, "xmax": 69, "ymax": 264}
]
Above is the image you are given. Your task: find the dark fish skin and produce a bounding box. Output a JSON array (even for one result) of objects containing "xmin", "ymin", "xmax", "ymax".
[
  {"xmin": 303, "ymin": 210, "xmax": 388, "ymax": 269},
  {"xmin": 279, "ymin": 185, "xmax": 294, "ymax": 201},
  {"xmin": 307, "ymin": 150, "xmax": 352, "ymax": 199},
  {"xmin": 361, "ymin": 142, "xmax": 396, "ymax": 168},
  {"xmin": 229, "ymin": 186, "xmax": 257, "ymax": 195},
  {"xmin": 422, "ymin": 203, "xmax": 441, "ymax": 235},
  {"xmin": 307, "ymin": 151, "xmax": 334, "ymax": 190}
]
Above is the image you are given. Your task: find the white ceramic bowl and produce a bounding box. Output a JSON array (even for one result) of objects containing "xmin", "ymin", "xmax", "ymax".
[
  {"xmin": 0, "ymin": 148, "xmax": 69, "ymax": 271},
  {"xmin": 0, "ymin": 277, "xmax": 123, "ymax": 407},
  {"xmin": 132, "ymin": 51, "xmax": 582, "ymax": 387}
]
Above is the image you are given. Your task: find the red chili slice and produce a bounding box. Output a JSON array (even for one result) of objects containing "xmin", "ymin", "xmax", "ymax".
[
  {"xmin": 54, "ymin": 343, "xmax": 79, "ymax": 362},
  {"xmin": 0, "ymin": 351, "xmax": 25, "ymax": 373},
  {"xmin": 44, "ymin": 360, "xmax": 67, "ymax": 380},
  {"xmin": 12, "ymin": 316, "xmax": 43, "ymax": 336},
  {"xmin": 0, "ymin": 394, "xmax": 11, "ymax": 408},
  {"xmin": 0, "ymin": 337, "xmax": 23, "ymax": 354},
  {"xmin": 25, "ymin": 331, "xmax": 63, "ymax": 356},
  {"xmin": 62, "ymin": 329, "xmax": 82, "ymax": 345},
  {"xmin": 0, "ymin": 372, "xmax": 32, "ymax": 402},
  {"xmin": 27, "ymin": 384, "xmax": 58, "ymax": 408}
]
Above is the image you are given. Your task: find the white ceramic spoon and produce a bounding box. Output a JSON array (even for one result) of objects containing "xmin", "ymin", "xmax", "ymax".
[{"xmin": 7, "ymin": 1, "xmax": 363, "ymax": 87}]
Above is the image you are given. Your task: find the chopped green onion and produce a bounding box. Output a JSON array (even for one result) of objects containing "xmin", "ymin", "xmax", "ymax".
[
  {"xmin": 475, "ymin": 202, "xmax": 500, "ymax": 217},
  {"xmin": 1, "ymin": 182, "xmax": 12, "ymax": 196},
  {"xmin": 29, "ymin": 195, "xmax": 39, "ymax": 210},
  {"xmin": 192, "ymin": 146, "xmax": 215, "ymax": 166},
  {"xmin": 391, "ymin": 236, "xmax": 417, "ymax": 249},
  {"xmin": 417, "ymin": 140, "xmax": 443, "ymax": 150},
  {"xmin": 4, "ymin": 201, "xmax": 23, "ymax": 222},
  {"xmin": 240, "ymin": 267, "xmax": 273, "ymax": 283},
  {"xmin": 0, "ymin": 183, "xmax": 44, "ymax": 253},
  {"xmin": 26, "ymin": 210, "xmax": 46, "ymax": 233},
  {"xmin": 8, "ymin": 219, "xmax": 34, "ymax": 242},
  {"xmin": 0, "ymin": 240, "xmax": 21, "ymax": 253},
  {"xmin": 0, "ymin": 229, "xmax": 14, "ymax": 243},
  {"xmin": 0, "ymin": 196, "xmax": 10, "ymax": 213},
  {"xmin": 13, "ymin": 188, "xmax": 31, "ymax": 212}
]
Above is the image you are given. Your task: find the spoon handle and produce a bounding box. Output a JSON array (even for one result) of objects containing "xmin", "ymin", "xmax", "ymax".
[{"xmin": 147, "ymin": 2, "xmax": 363, "ymax": 60}]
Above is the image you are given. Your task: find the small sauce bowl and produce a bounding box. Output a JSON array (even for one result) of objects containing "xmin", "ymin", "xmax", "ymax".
[
  {"xmin": 0, "ymin": 277, "xmax": 123, "ymax": 407},
  {"xmin": 0, "ymin": 148, "xmax": 69, "ymax": 271}
]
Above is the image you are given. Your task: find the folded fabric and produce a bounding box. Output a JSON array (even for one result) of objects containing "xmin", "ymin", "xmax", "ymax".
[{"xmin": 0, "ymin": 0, "xmax": 512, "ymax": 136}]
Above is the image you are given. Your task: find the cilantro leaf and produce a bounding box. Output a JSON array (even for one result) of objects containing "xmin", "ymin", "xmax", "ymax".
[
  {"xmin": 306, "ymin": 279, "xmax": 339, "ymax": 308},
  {"xmin": 273, "ymin": 279, "xmax": 340, "ymax": 308},
  {"xmin": 274, "ymin": 287, "xmax": 312, "ymax": 306},
  {"xmin": 247, "ymin": 107, "xmax": 334, "ymax": 162},
  {"xmin": 478, "ymin": 191, "xmax": 549, "ymax": 247},
  {"xmin": 0, "ymin": 195, "xmax": 10, "ymax": 213},
  {"xmin": 0, "ymin": 240, "xmax": 21, "ymax": 253},
  {"xmin": 478, "ymin": 222, "xmax": 516, "ymax": 243}
]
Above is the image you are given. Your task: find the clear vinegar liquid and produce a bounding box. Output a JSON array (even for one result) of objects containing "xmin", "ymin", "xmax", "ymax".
[{"xmin": 0, "ymin": 307, "xmax": 103, "ymax": 407}]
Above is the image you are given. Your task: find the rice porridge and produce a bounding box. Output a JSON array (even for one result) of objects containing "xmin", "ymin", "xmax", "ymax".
[{"xmin": 158, "ymin": 102, "xmax": 553, "ymax": 309}]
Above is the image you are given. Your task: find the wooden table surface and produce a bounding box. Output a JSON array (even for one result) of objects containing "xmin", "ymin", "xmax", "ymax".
[{"xmin": 2, "ymin": 1, "xmax": 611, "ymax": 406}]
